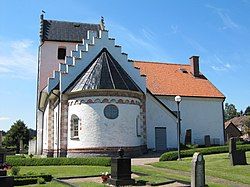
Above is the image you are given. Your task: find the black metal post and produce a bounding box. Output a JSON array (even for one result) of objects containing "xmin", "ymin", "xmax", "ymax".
[{"xmin": 177, "ymin": 101, "xmax": 181, "ymax": 161}]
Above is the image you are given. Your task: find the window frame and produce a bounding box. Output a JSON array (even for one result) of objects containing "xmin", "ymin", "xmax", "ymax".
[
  {"xmin": 70, "ymin": 114, "xmax": 79, "ymax": 139},
  {"xmin": 104, "ymin": 104, "xmax": 119, "ymax": 119},
  {"xmin": 136, "ymin": 115, "xmax": 141, "ymax": 137}
]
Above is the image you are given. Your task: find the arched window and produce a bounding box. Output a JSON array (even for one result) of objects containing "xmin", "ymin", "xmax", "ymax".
[
  {"xmin": 71, "ymin": 114, "xmax": 79, "ymax": 138},
  {"xmin": 136, "ymin": 115, "xmax": 141, "ymax": 137}
]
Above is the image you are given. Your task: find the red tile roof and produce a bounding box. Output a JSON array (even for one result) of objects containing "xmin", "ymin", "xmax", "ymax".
[{"xmin": 134, "ymin": 61, "xmax": 225, "ymax": 98}]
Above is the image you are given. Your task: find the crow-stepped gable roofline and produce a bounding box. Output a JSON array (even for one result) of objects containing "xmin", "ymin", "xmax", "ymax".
[{"xmin": 47, "ymin": 29, "xmax": 146, "ymax": 94}]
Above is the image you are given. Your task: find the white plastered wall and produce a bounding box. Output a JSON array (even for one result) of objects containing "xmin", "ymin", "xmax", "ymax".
[
  {"xmin": 53, "ymin": 105, "xmax": 59, "ymax": 155},
  {"xmin": 36, "ymin": 110, "xmax": 43, "ymax": 155},
  {"xmin": 42, "ymin": 103, "xmax": 49, "ymax": 150},
  {"xmin": 158, "ymin": 96, "xmax": 224, "ymax": 145},
  {"xmin": 40, "ymin": 41, "xmax": 78, "ymax": 91},
  {"xmin": 67, "ymin": 96, "xmax": 142, "ymax": 149},
  {"xmin": 146, "ymin": 93, "xmax": 177, "ymax": 149}
]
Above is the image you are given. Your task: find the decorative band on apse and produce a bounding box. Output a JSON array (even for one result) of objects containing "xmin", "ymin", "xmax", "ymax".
[{"xmin": 68, "ymin": 98, "xmax": 141, "ymax": 106}]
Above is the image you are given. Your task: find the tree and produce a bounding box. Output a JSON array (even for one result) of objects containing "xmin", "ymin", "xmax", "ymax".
[
  {"xmin": 244, "ymin": 106, "xmax": 250, "ymax": 116},
  {"xmin": 224, "ymin": 103, "xmax": 238, "ymax": 121},
  {"xmin": 242, "ymin": 116, "xmax": 250, "ymax": 138},
  {"xmin": 3, "ymin": 120, "xmax": 30, "ymax": 153}
]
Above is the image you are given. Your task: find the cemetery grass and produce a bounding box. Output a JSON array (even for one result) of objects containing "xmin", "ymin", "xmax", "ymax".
[
  {"xmin": 151, "ymin": 151, "xmax": 250, "ymax": 185},
  {"xmin": 24, "ymin": 181, "xmax": 105, "ymax": 187},
  {"xmin": 18, "ymin": 165, "xmax": 110, "ymax": 178}
]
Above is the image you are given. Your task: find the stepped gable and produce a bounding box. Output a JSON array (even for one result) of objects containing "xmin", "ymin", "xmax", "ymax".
[
  {"xmin": 47, "ymin": 30, "xmax": 146, "ymax": 93},
  {"xmin": 40, "ymin": 19, "xmax": 101, "ymax": 42},
  {"xmin": 69, "ymin": 48, "xmax": 140, "ymax": 92}
]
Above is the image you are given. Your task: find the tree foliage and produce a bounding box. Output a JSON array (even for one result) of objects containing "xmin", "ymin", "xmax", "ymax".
[
  {"xmin": 224, "ymin": 103, "xmax": 238, "ymax": 121},
  {"xmin": 3, "ymin": 120, "xmax": 30, "ymax": 153},
  {"xmin": 244, "ymin": 106, "xmax": 250, "ymax": 116},
  {"xmin": 243, "ymin": 116, "xmax": 250, "ymax": 136}
]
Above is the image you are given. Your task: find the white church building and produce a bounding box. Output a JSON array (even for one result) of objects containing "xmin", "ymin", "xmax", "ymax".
[{"xmin": 36, "ymin": 15, "xmax": 225, "ymax": 157}]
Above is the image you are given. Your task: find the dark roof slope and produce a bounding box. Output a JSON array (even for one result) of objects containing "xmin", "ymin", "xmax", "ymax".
[
  {"xmin": 40, "ymin": 19, "xmax": 101, "ymax": 42},
  {"xmin": 225, "ymin": 116, "xmax": 249, "ymax": 127},
  {"xmin": 68, "ymin": 48, "xmax": 141, "ymax": 92}
]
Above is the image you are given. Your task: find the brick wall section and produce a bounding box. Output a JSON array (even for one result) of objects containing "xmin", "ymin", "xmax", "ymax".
[{"xmin": 59, "ymin": 95, "xmax": 68, "ymax": 156}]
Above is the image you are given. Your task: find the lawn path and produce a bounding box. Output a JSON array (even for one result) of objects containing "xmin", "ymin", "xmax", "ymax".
[{"xmin": 144, "ymin": 165, "xmax": 250, "ymax": 187}]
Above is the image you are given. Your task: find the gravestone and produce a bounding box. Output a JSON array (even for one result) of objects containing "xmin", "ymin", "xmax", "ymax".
[
  {"xmin": 107, "ymin": 148, "xmax": 135, "ymax": 186},
  {"xmin": 0, "ymin": 176, "xmax": 14, "ymax": 187},
  {"xmin": 229, "ymin": 137, "xmax": 247, "ymax": 166},
  {"xmin": 191, "ymin": 152, "xmax": 205, "ymax": 187},
  {"xmin": 204, "ymin": 135, "xmax": 211, "ymax": 147},
  {"xmin": 185, "ymin": 129, "xmax": 192, "ymax": 145},
  {"xmin": 20, "ymin": 139, "xmax": 24, "ymax": 154}
]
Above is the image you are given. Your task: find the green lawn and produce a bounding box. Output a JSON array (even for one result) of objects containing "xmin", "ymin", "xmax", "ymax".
[
  {"xmin": 151, "ymin": 151, "xmax": 250, "ymax": 185},
  {"xmin": 15, "ymin": 151, "xmax": 250, "ymax": 186}
]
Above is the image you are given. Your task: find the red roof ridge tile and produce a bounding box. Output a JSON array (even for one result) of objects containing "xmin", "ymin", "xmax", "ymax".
[{"xmin": 133, "ymin": 60, "xmax": 190, "ymax": 67}]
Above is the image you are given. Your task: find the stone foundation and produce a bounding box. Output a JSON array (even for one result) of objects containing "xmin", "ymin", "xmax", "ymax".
[{"xmin": 67, "ymin": 145, "xmax": 147, "ymax": 157}]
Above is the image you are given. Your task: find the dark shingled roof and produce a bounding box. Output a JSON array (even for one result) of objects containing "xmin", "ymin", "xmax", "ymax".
[
  {"xmin": 68, "ymin": 48, "xmax": 141, "ymax": 92},
  {"xmin": 41, "ymin": 19, "xmax": 101, "ymax": 42}
]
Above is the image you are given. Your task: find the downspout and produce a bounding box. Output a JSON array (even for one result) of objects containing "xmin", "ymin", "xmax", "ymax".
[{"xmin": 51, "ymin": 90, "xmax": 60, "ymax": 157}]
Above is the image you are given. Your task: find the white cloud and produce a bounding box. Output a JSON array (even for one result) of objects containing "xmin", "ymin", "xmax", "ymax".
[
  {"xmin": 0, "ymin": 117, "xmax": 10, "ymax": 121},
  {"xmin": 181, "ymin": 35, "xmax": 208, "ymax": 54},
  {"xmin": 206, "ymin": 5, "xmax": 239, "ymax": 30},
  {"xmin": 210, "ymin": 55, "xmax": 232, "ymax": 71},
  {"xmin": 142, "ymin": 28, "xmax": 155, "ymax": 41},
  {"xmin": 0, "ymin": 39, "xmax": 37, "ymax": 79}
]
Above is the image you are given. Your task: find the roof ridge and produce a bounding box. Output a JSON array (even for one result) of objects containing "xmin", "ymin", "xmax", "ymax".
[
  {"xmin": 44, "ymin": 19, "xmax": 99, "ymax": 25},
  {"xmin": 134, "ymin": 60, "xmax": 190, "ymax": 66}
]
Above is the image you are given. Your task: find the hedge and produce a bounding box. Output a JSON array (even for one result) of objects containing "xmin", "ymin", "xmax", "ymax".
[
  {"xmin": 14, "ymin": 175, "xmax": 52, "ymax": 186},
  {"xmin": 6, "ymin": 157, "xmax": 111, "ymax": 166},
  {"xmin": 14, "ymin": 178, "xmax": 38, "ymax": 186},
  {"xmin": 160, "ymin": 144, "xmax": 250, "ymax": 161}
]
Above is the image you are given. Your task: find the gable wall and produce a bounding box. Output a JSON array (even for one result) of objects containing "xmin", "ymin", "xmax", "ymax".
[
  {"xmin": 146, "ymin": 93, "xmax": 177, "ymax": 149},
  {"xmin": 39, "ymin": 41, "xmax": 79, "ymax": 91},
  {"xmin": 157, "ymin": 96, "xmax": 225, "ymax": 145}
]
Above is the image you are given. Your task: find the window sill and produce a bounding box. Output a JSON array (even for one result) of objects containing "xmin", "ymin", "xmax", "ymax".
[{"xmin": 70, "ymin": 137, "xmax": 79, "ymax": 140}]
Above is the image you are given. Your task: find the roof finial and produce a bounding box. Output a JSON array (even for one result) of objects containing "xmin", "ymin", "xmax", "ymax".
[
  {"xmin": 40, "ymin": 10, "xmax": 45, "ymax": 20},
  {"xmin": 100, "ymin": 16, "xmax": 105, "ymax": 30}
]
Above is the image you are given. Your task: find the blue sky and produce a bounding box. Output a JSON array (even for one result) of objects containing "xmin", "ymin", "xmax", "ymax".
[{"xmin": 0, "ymin": 0, "xmax": 250, "ymax": 131}]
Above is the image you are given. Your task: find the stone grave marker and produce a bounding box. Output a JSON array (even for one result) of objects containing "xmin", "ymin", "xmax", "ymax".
[
  {"xmin": 185, "ymin": 129, "xmax": 192, "ymax": 145},
  {"xmin": 204, "ymin": 135, "xmax": 211, "ymax": 147},
  {"xmin": 20, "ymin": 139, "xmax": 24, "ymax": 154},
  {"xmin": 191, "ymin": 152, "xmax": 205, "ymax": 187},
  {"xmin": 229, "ymin": 137, "xmax": 247, "ymax": 166},
  {"xmin": 107, "ymin": 148, "xmax": 135, "ymax": 186}
]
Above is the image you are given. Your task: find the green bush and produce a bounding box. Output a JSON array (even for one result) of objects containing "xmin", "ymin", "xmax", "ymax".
[
  {"xmin": 14, "ymin": 178, "xmax": 38, "ymax": 186},
  {"xmin": 15, "ymin": 174, "xmax": 53, "ymax": 182},
  {"xmin": 11, "ymin": 166, "xmax": 20, "ymax": 176},
  {"xmin": 160, "ymin": 144, "xmax": 250, "ymax": 161},
  {"xmin": 6, "ymin": 157, "xmax": 111, "ymax": 166},
  {"xmin": 37, "ymin": 177, "xmax": 46, "ymax": 184}
]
